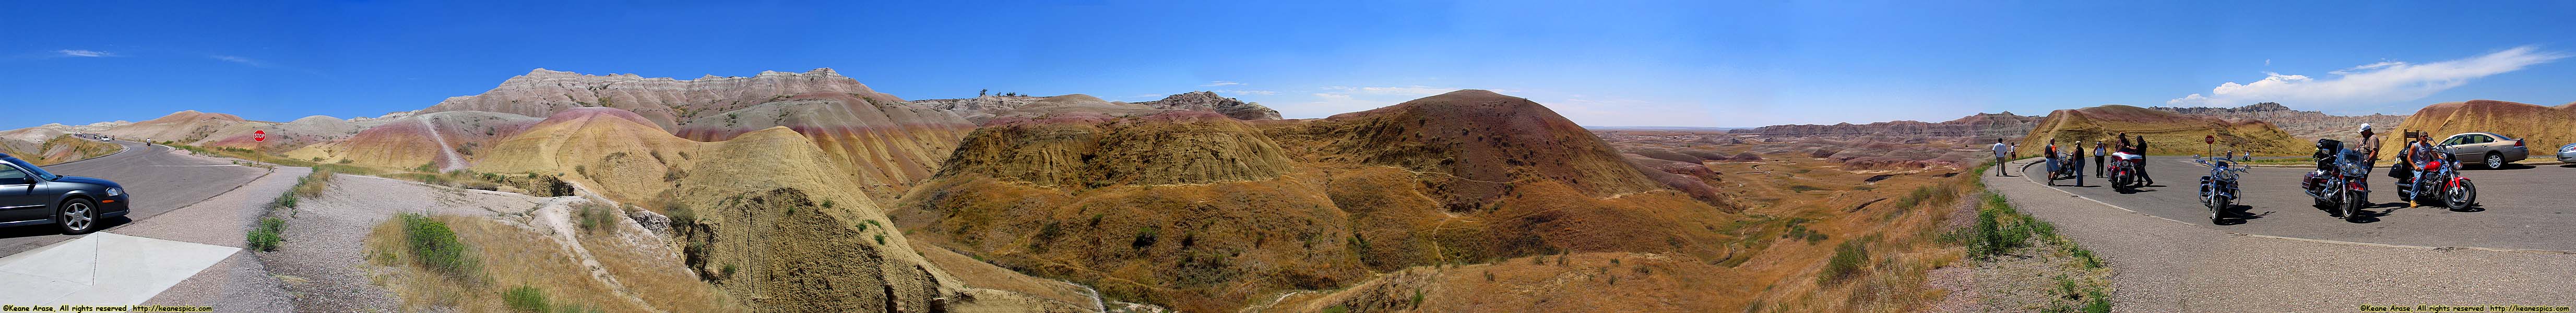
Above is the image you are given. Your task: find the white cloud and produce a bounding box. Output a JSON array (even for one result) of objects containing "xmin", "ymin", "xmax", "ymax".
[
  {"xmin": 1201, "ymin": 80, "xmax": 1242, "ymax": 87},
  {"xmin": 55, "ymin": 50, "xmax": 114, "ymax": 57},
  {"xmin": 210, "ymin": 55, "xmax": 267, "ymax": 67},
  {"xmin": 2169, "ymin": 45, "xmax": 2567, "ymax": 109},
  {"xmin": 1215, "ymin": 90, "xmax": 1277, "ymax": 95}
]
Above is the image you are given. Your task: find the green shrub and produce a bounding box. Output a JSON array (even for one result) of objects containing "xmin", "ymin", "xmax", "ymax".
[
  {"xmin": 2084, "ymin": 290, "xmax": 2111, "ymax": 313},
  {"xmin": 291, "ymin": 170, "xmax": 333, "ymax": 199},
  {"xmin": 400, "ymin": 213, "xmax": 475, "ymax": 276},
  {"xmin": 1132, "ymin": 225, "xmax": 1160, "ymax": 249},
  {"xmin": 1819, "ymin": 239, "xmax": 1870, "ymax": 284},
  {"xmin": 268, "ymin": 193, "xmax": 299, "ymax": 209},
  {"xmin": 576, "ymin": 202, "xmax": 615, "ymax": 233},
  {"xmin": 246, "ymin": 217, "xmax": 286, "ymax": 252},
  {"xmin": 503, "ymin": 285, "xmax": 549, "ymax": 312}
]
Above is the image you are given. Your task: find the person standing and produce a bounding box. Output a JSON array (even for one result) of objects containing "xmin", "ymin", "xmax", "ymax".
[
  {"xmin": 1992, "ymin": 139, "xmax": 2012, "ymax": 176},
  {"xmin": 2136, "ymin": 138, "xmax": 2153, "ymax": 185},
  {"xmin": 2045, "ymin": 140, "xmax": 2061, "ymax": 179},
  {"xmin": 2357, "ymin": 124, "xmax": 2382, "ymax": 162},
  {"xmin": 2093, "ymin": 140, "xmax": 2108, "ymax": 178}
]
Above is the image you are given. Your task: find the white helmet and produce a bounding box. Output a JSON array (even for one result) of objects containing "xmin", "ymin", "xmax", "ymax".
[{"xmin": 2358, "ymin": 123, "xmax": 2373, "ymax": 133}]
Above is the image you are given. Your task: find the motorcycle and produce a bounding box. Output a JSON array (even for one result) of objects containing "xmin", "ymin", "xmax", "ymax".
[
  {"xmin": 2046, "ymin": 153, "xmax": 2084, "ymax": 186},
  {"xmin": 2107, "ymin": 152, "xmax": 2142, "ymax": 191},
  {"xmin": 2300, "ymin": 139, "xmax": 2371, "ymax": 221},
  {"xmin": 2195, "ymin": 151, "xmax": 2247, "ymax": 224},
  {"xmin": 2399, "ymin": 147, "xmax": 2479, "ymax": 211}
]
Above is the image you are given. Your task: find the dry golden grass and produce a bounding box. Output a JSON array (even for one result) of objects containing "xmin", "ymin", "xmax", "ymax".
[
  {"xmin": 366, "ymin": 214, "xmax": 685, "ymax": 312},
  {"xmin": 576, "ymin": 225, "xmax": 740, "ymax": 312}
]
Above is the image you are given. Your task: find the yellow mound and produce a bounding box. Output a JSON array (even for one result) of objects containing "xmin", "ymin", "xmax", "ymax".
[
  {"xmin": 2020, "ymin": 104, "xmax": 2305, "ymax": 155},
  {"xmin": 465, "ymin": 107, "xmax": 1082, "ymax": 312},
  {"xmin": 2378, "ymin": 100, "xmax": 2575, "ymax": 158}
]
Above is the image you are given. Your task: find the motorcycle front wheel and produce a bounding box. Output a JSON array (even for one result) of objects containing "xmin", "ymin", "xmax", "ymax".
[
  {"xmin": 2343, "ymin": 192, "xmax": 2366, "ymax": 222},
  {"xmin": 2210, "ymin": 195, "xmax": 2228, "ymax": 224},
  {"xmin": 2446, "ymin": 179, "xmax": 2477, "ymax": 211}
]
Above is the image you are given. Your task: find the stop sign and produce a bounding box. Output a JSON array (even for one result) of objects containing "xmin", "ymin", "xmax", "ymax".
[{"xmin": 254, "ymin": 130, "xmax": 266, "ymax": 142}]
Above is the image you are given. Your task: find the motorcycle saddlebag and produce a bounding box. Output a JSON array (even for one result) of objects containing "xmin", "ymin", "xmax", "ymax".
[{"xmin": 2301, "ymin": 171, "xmax": 2327, "ymax": 190}]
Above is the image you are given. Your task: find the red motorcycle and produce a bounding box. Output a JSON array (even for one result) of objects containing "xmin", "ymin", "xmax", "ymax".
[
  {"xmin": 2107, "ymin": 152, "xmax": 2142, "ymax": 191},
  {"xmin": 2400, "ymin": 148, "xmax": 2478, "ymax": 211}
]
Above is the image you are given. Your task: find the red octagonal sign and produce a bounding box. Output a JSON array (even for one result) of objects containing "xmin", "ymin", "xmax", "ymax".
[{"xmin": 254, "ymin": 130, "xmax": 267, "ymax": 142}]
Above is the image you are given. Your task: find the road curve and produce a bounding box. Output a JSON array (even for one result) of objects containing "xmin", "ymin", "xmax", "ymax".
[
  {"xmin": 2018, "ymin": 155, "xmax": 2576, "ymax": 251},
  {"xmin": 0, "ymin": 141, "xmax": 268, "ymax": 256}
]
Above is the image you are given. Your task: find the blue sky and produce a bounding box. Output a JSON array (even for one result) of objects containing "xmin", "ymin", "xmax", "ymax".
[{"xmin": 6, "ymin": 1, "xmax": 2575, "ymax": 128}]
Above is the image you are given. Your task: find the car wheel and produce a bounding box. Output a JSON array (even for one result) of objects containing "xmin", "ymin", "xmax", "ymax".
[
  {"xmin": 2486, "ymin": 154, "xmax": 2504, "ymax": 169},
  {"xmin": 58, "ymin": 198, "xmax": 99, "ymax": 235}
]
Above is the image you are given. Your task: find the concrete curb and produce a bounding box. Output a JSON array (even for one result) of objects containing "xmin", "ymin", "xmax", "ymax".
[{"xmin": 2005, "ymin": 159, "xmax": 2576, "ymax": 255}]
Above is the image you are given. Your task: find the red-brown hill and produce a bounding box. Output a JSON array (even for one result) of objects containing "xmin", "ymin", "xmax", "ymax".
[{"xmin": 895, "ymin": 90, "xmax": 1737, "ymax": 312}]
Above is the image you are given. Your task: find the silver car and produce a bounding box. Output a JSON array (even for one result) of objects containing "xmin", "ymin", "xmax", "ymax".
[{"xmin": 2435, "ymin": 132, "xmax": 2529, "ymax": 168}]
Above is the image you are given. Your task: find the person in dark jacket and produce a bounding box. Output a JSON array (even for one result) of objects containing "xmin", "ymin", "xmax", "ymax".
[{"xmin": 2136, "ymin": 138, "xmax": 2152, "ymax": 185}]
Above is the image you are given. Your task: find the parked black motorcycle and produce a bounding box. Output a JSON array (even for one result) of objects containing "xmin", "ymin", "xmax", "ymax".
[
  {"xmin": 2300, "ymin": 139, "xmax": 2371, "ymax": 221},
  {"xmin": 2195, "ymin": 151, "xmax": 2247, "ymax": 224}
]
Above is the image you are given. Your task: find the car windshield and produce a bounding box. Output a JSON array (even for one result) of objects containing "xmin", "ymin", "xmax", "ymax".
[{"xmin": 1, "ymin": 157, "xmax": 59, "ymax": 181}]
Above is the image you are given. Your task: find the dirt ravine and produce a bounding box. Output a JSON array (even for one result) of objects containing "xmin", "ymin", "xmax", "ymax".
[{"xmin": 1984, "ymin": 159, "xmax": 2576, "ymax": 312}]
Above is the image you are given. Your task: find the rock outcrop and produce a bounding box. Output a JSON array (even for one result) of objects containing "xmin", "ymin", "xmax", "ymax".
[
  {"xmin": 913, "ymin": 91, "xmax": 1283, "ymax": 124},
  {"xmin": 1730, "ymin": 112, "xmax": 2041, "ymax": 141},
  {"xmin": 673, "ymin": 92, "xmax": 977, "ymax": 200},
  {"xmin": 420, "ymin": 68, "xmax": 908, "ymax": 131},
  {"xmin": 2149, "ymin": 102, "xmax": 2407, "ymax": 141},
  {"xmin": 1132, "ymin": 91, "xmax": 1281, "ymax": 121}
]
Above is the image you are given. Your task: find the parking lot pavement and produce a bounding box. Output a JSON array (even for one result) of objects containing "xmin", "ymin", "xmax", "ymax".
[{"xmin": 2022, "ymin": 156, "xmax": 2576, "ymax": 251}]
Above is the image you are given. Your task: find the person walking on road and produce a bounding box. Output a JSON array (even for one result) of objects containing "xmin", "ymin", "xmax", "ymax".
[
  {"xmin": 1992, "ymin": 139, "xmax": 2012, "ymax": 176},
  {"xmin": 1988, "ymin": 138, "xmax": 2009, "ymax": 175}
]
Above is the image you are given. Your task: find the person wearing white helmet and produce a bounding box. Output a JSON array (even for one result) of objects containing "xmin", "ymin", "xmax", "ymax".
[{"xmin": 2357, "ymin": 124, "xmax": 2381, "ymax": 162}]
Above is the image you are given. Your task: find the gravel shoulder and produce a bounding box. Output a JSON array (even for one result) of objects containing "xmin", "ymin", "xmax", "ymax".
[
  {"xmin": 123, "ymin": 166, "xmax": 306, "ymax": 311},
  {"xmin": 1986, "ymin": 159, "xmax": 2576, "ymax": 312},
  {"xmin": 257, "ymin": 173, "xmax": 555, "ymax": 311}
]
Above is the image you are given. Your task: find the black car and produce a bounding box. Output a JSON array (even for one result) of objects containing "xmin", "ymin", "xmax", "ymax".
[{"xmin": 0, "ymin": 152, "xmax": 127, "ymax": 234}]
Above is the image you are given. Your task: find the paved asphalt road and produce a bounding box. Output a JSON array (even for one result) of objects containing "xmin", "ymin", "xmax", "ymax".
[
  {"xmin": 2011, "ymin": 156, "xmax": 2576, "ymax": 251},
  {"xmin": 0, "ymin": 141, "xmax": 268, "ymax": 256}
]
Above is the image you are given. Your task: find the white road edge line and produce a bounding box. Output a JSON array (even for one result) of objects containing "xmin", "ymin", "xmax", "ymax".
[{"xmin": 2006, "ymin": 159, "xmax": 2576, "ymax": 255}]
